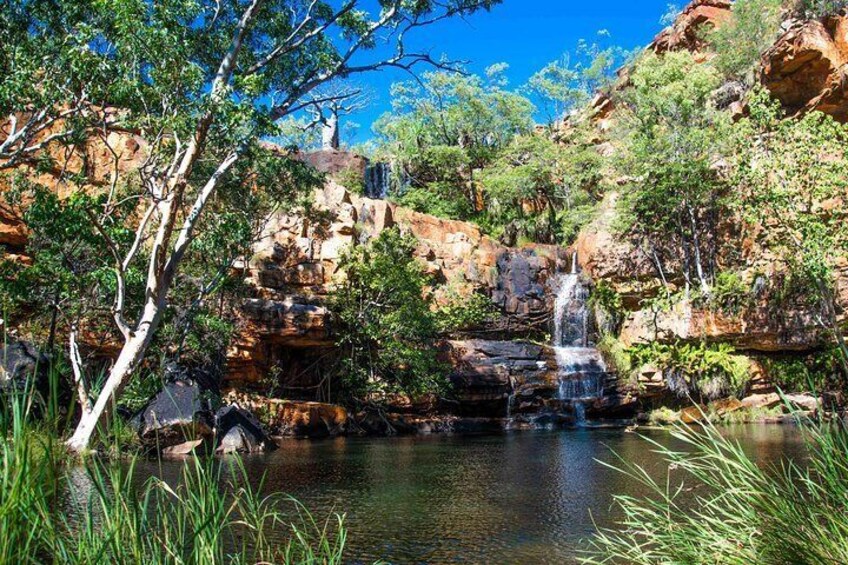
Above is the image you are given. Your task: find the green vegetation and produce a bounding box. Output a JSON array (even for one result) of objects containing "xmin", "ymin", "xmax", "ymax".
[
  {"xmin": 708, "ymin": 271, "xmax": 753, "ymax": 317},
  {"xmin": 374, "ymin": 67, "xmax": 534, "ymax": 220},
  {"xmin": 732, "ymin": 89, "xmax": 848, "ymax": 374},
  {"xmin": 708, "ymin": 0, "xmax": 784, "ymax": 79},
  {"xmin": 585, "ymin": 418, "xmax": 848, "ymax": 564},
  {"xmin": 761, "ymin": 348, "xmax": 846, "ymax": 394},
  {"xmin": 0, "ymin": 387, "xmax": 347, "ymax": 564},
  {"xmin": 373, "ymin": 35, "xmax": 620, "ymax": 246},
  {"xmin": 478, "ymin": 130, "xmax": 603, "ymax": 245},
  {"xmin": 616, "ymin": 51, "xmax": 728, "ymax": 296},
  {"xmin": 597, "ymin": 334, "xmax": 632, "ymax": 377},
  {"xmin": 647, "ymin": 406, "xmax": 679, "ymax": 426},
  {"xmin": 434, "ymin": 284, "xmax": 496, "ymax": 335},
  {"xmin": 525, "ymin": 32, "xmax": 630, "ymax": 127},
  {"xmin": 799, "ymin": 0, "xmax": 848, "ymax": 17},
  {"xmin": 629, "ymin": 341, "xmax": 751, "ymax": 401},
  {"xmin": 330, "ymin": 229, "xmax": 447, "ymax": 398},
  {"xmin": 0, "ymin": 0, "xmax": 499, "ymax": 452}
]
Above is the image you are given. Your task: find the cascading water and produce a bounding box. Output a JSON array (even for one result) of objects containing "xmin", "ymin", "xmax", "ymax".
[
  {"xmin": 553, "ymin": 253, "xmax": 607, "ymax": 426},
  {"xmin": 364, "ymin": 162, "xmax": 391, "ymax": 199}
]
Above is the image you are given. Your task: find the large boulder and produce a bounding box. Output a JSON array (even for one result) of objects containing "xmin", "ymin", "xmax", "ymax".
[
  {"xmin": 215, "ymin": 405, "xmax": 272, "ymax": 454},
  {"xmin": 135, "ymin": 374, "xmax": 216, "ymax": 449},
  {"xmin": 761, "ymin": 15, "xmax": 848, "ymax": 122},
  {"xmin": 223, "ymin": 393, "xmax": 349, "ymax": 438},
  {"xmin": 0, "ymin": 338, "xmax": 48, "ymax": 399}
]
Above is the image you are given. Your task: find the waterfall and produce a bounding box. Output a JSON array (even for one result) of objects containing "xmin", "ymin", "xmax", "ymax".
[
  {"xmin": 553, "ymin": 253, "xmax": 607, "ymax": 420},
  {"xmin": 364, "ymin": 162, "xmax": 391, "ymax": 199}
]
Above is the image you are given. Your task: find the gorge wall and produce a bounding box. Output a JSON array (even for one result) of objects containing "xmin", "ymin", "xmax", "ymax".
[{"xmin": 3, "ymin": 0, "xmax": 847, "ymax": 439}]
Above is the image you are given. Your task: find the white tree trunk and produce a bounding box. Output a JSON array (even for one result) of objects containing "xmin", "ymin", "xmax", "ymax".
[
  {"xmin": 322, "ymin": 112, "xmax": 339, "ymax": 150},
  {"xmin": 65, "ymin": 304, "xmax": 160, "ymax": 453}
]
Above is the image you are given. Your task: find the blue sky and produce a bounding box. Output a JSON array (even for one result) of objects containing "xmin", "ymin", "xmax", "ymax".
[{"xmin": 343, "ymin": 0, "xmax": 675, "ymax": 144}]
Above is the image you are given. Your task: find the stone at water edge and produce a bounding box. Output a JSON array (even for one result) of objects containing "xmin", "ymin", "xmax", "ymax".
[
  {"xmin": 0, "ymin": 338, "xmax": 50, "ymax": 398},
  {"xmin": 215, "ymin": 405, "xmax": 272, "ymax": 454},
  {"xmin": 740, "ymin": 393, "xmax": 782, "ymax": 410},
  {"xmin": 135, "ymin": 378, "xmax": 216, "ymax": 449},
  {"xmin": 162, "ymin": 439, "xmax": 205, "ymax": 457}
]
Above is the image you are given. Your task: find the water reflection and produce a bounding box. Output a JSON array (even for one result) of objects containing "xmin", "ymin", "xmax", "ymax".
[{"xmin": 129, "ymin": 425, "xmax": 806, "ymax": 564}]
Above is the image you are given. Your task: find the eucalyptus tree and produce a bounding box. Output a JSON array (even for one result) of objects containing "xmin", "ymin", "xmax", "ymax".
[{"xmin": 0, "ymin": 0, "xmax": 499, "ymax": 452}]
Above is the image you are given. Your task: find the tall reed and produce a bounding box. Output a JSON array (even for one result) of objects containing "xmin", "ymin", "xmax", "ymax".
[
  {"xmin": 0, "ymin": 383, "xmax": 348, "ymax": 564},
  {"xmin": 583, "ymin": 415, "xmax": 848, "ymax": 564}
]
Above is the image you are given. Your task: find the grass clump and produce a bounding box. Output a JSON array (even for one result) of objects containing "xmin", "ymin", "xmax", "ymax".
[
  {"xmin": 648, "ymin": 406, "xmax": 680, "ymax": 426},
  {"xmin": 0, "ymin": 390, "xmax": 348, "ymax": 564},
  {"xmin": 584, "ymin": 416, "xmax": 848, "ymax": 564}
]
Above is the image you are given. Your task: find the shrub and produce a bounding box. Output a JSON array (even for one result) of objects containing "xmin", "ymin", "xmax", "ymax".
[
  {"xmin": 330, "ymin": 228, "xmax": 447, "ymax": 398},
  {"xmin": 648, "ymin": 406, "xmax": 680, "ymax": 425},
  {"xmin": 590, "ymin": 280, "xmax": 625, "ymax": 335},
  {"xmin": 709, "ymin": 271, "xmax": 752, "ymax": 316},
  {"xmin": 433, "ymin": 285, "xmax": 496, "ymax": 335},
  {"xmin": 629, "ymin": 341, "xmax": 751, "ymax": 401},
  {"xmin": 708, "ymin": 0, "xmax": 784, "ymax": 79},
  {"xmin": 761, "ymin": 349, "xmax": 845, "ymax": 393},
  {"xmin": 799, "ymin": 0, "xmax": 848, "ymax": 17},
  {"xmin": 333, "ymin": 165, "xmax": 366, "ymax": 195},
  {"xmin": 597, "ymin": 334, "xmax": 632, "ymax": 376}
]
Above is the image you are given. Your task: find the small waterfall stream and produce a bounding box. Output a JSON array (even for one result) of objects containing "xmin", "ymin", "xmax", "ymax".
[
  {"xmin": 553, "ymin": 253, "xmax": 607, "ymax": 425},
  {"xmin": 364, "ymin": 162, "xmax": 391, "ymax": 199}
]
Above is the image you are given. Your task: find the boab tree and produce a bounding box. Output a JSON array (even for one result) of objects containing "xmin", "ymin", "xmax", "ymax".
[{"xmin": 0, "ymin": 0, "xmax": 499, "ymax": 452}]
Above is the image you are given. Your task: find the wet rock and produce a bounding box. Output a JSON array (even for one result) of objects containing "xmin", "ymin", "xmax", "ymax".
[
  {"xmin": 162, "ymin": 439, "xmax": 205, "ymax": 457},
  {"xmin": 136, "ymin": 376, "xmax": 216, "ymax": 448},
  {"xmin": 784, "ymin": 393, "xmax": 821, "ymax": 412},
  {"xmin": 274, "ymin": 401, "xmax": 348, "ymax": 438},
  {"xmin": 215, "ymin": 405, "xmax": 272, "ymax": 454},
  {"xmin": 446, "ymin": 340, "xmax": 552, "ymax": 417},
  {"xmin": 741, "ymin": 392, "xmax": 782, "ymax": 410}
]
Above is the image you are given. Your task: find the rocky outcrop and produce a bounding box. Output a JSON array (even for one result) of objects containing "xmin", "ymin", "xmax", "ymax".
[
  {"xmin": 651, "ymin": 0, "xmax": 733, "ymax": 55},
  {"xmin": 1, "ymin": 113, "xmax": 147, "ymax": 257},
  {"xmin": 446, "ymin": 340, "xmax": 553, "ymax": 416},
  {"xmin": 761, "ymin": 15, "xmax": 848, "ymax": 122},
  {"xmin": 296, "ymin": 148, "xmax": 367, "ymax": 177},
  {"xmin": 226, "ymin": 179, "xmax": 569, "ymax": 387}
]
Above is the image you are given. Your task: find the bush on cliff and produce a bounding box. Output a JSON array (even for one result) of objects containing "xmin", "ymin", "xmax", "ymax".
[
  {"xmin": 615, "ymin": 51, "xmax": 729, "ymax": 296},
  {"xmin": 708, "ymin": 0, "xmax": 784, "ymax": 79},
  {"xmin": 731, "ymin": 89, "xmax": 848, "ymax": 375},
  {"xmin": 330, "ymin": 229, "xmax": 447, "ymax": 398},
  {"xmin": 373, "ymin": 67, "xmax": 534, "ymax": 220},
  {"xmin": 629, "ymin": 341, "xmax": 751, "ymax": 401},
  {"xmin": 478, "ymin": 131, "xmax": 604, "ymax": 246}
]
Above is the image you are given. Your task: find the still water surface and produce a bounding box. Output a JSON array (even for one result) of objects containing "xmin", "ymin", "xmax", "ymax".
[{"xmin": 136, "ymin": 425, "xmax": 806, "ymax": 564}]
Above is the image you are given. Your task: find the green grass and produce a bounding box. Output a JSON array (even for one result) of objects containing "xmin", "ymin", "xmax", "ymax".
[
  {"xmin": 0, "ymin": 388, "xmax": 348, "ymax": 564},
  {"xmin": 583, "ymin": 414, "xmax": 848, "ymax": 564}
]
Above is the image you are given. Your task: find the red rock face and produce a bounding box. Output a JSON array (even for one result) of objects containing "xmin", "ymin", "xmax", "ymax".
[
  {"xmin": 1, "ymin": 116, "xmax": 147, "ymax": 255},
  {"xmin": 650, "ymin": 0, "xmax": 733, "ymax": 54},
  {"xmin": 226, "ymin": 179, "xmax": 571, "ymax": 387},
  {"xmin": 761, "ymin": 16, "xmax": 848, "ymax": 121}
]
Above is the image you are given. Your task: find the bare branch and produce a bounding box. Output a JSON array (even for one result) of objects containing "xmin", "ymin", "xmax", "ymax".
[{"xmin": 69, "ymin": 328, "xmax": 93, "ymax": 415}]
